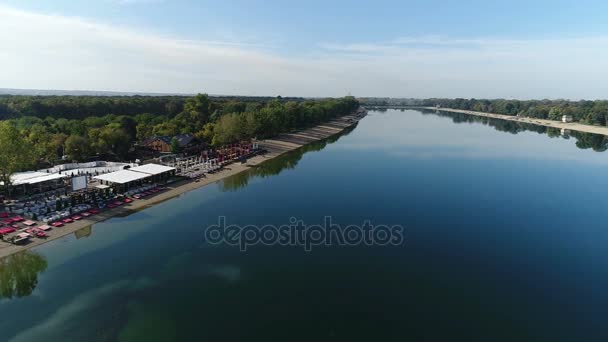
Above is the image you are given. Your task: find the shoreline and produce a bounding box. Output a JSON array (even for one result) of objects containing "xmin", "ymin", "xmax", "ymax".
[
  {"xmin": 0, "ymin": 111, "xmax": 366, "ymax": 259},
  {"xmin": 420, "ymin": 107, "xmax": 608, "ymax": 136}
]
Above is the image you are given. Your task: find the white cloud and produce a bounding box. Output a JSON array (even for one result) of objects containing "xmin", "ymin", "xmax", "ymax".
[{"xmin": 1, "ymin": 5, "xmax": 608, "ymax": 98}]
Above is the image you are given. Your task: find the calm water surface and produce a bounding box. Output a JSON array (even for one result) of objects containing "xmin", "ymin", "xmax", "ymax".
[{"xmin": 2, "ymin": 109, "xmax": 608, "ymax": 341}]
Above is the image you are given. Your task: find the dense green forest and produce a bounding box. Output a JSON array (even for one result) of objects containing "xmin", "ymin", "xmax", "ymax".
[
  {"xmin": 0, "ymin": 95, "xmax": 305, "ymax": 120},
  {"xmin": 0, "ymin": 94, "xmax": 359, "ymax": 177},
  {"xmin": 360, "ymin": 98, "xmax": 608, "ymax": 126}
]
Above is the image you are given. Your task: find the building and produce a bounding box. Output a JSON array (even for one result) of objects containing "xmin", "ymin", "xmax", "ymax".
[
  {"xmin": 93, "ymin": 163, "xmax": 176, "ymax": 192},
  {"xmin": 562, "ymin": 115, "xmax": 573, "ymax": 123},
  {"xmin": 93, "ymin": 169, "xmax": 151, "ymax": 192},
  {"xmin": 0, "ymin": 171, "xmax": 67, "ymax": 195},
  {"xmin": 141, "ymin": 134, "xmax": 199, "ymax": 153}
]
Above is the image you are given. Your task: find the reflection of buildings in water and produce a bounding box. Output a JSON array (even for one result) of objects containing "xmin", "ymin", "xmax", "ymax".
[
  {"xmin": 561, "ymin": 128, "xmax": 571, "ymax": 139},
  {"xmin": 74, "ymin": 226, "xmax": 92, "ymax": 239}
]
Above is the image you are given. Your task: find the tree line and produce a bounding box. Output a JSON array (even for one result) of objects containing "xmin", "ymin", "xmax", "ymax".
[
  {"xmin": 359, "ymin": 98, "xmax": 608, "ymax": 126},
  {"xmin": 0, "ymin": 94, "xmax": 306, "ymax": 121},
  {"xmin": 422, "ymin": 98, "xmax": 608, "ymax": 126}
]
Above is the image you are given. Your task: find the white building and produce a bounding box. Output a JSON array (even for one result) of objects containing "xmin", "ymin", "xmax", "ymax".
[{"xmin": 562, "ymin": 115, "xmax": 573, "ymax": 123}]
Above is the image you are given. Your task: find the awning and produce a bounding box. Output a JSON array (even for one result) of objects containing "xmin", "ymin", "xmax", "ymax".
[
  {"xmin": 1, "ymin": 171, "xmax": 67, "ymax": 186},
  {"xmin": 93, "ymin": 170, "xmax": 150, "ymax": 184},
  {"xmin": 95, "ymin": 184, "xmax": 110, "ymax": 189},
  {"xmin": 129, "ymin": 163, "xmax": 176, "ymax": 175}
]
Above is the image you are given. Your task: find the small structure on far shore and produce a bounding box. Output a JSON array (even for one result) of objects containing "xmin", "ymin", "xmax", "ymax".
[{"xmin": 562, "ymin": 115, "xmax": 573, "ymax": 123}]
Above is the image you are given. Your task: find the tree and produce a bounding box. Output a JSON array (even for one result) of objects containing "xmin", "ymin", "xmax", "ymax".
[
  {"xmin": 64, "ymin": 135, "xmax": 92, "ymax": 162},
  {"xmin": 97, "ymin": 125, "xmax": 132, "ymax": 158},
  {"xmin": 195, "ymin": 123, "xmax": 215, "ymax": 143},
  {"xmin": 116, "ymin": 116, "xmax": 138, "ymax": 141},
  {"xmin": 0, "ymin": 122, "xmax": 34, "ymax": 193},
  {"xmin": 212, "ymin": 113, "xmax": 245, "ymax": 145},
  {"xmin": 170, "ymin": 137, "xmax": 181, "ymax": 154},
  {"xmin": 183, "ymin": 93, "xmax": 211, "ymax": 126},
  {"xmin": 153, "ymin": 121, "xmax": 179, "ymax": 137},
  {"xmin": 26, "ymin": 124, "xmax": 57, "ymax": 163}
]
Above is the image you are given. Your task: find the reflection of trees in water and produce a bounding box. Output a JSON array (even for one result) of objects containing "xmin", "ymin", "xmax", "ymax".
[
  {"xmin": 420, "ymin": 109, "xmax": 608, "ymax": 152},
  {"xmin": 572, "ymin": 132, "xmax": 608, "ymax": 152},
  {"xmin": 0, "ymin": 251, "xmax": 48, "ymax": 299},
  {"xmin": 220, "ymin": 126, "xmax": 356, "ymax": 192}
]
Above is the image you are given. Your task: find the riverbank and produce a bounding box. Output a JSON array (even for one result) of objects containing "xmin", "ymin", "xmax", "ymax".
[
  {"xmin": 422, "ymin": 107, "xmax": 608, "ymax": 136},
  {"xmin": 0, "ymin": 111, "xmax": 366, "ymax": 258}
]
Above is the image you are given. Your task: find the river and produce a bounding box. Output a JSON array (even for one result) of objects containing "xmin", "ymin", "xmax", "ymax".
[{"xmin": 1, "ymin": 109, "xmax": 608, "ymax": 341}]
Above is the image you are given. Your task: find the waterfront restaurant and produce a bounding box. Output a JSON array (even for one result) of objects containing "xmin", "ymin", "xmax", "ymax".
[
  {"xmin": 128, "ymin": 164, "xmax": 176, "ymax": 183},
  {"xmin": 93, "ymin": 169, "xmax": 151, "ymax": 193},
  {"xmin": 1, "ymin": 171, "xmax": 67, "ymax": 195}
]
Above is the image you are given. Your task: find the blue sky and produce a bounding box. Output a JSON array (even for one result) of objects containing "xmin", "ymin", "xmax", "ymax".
[{"xmin": 2, "ymin": 0, "xmax": 608, "ymax": 98}]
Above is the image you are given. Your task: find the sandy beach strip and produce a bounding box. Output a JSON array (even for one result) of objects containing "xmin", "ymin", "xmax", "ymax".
[
  {"xmin": 421, "ymin": 107, "xmax": 608, "ymax": 136},
  {"xmin": 0, "ymin": 113, "xmax": 364, "ymax": 258}
]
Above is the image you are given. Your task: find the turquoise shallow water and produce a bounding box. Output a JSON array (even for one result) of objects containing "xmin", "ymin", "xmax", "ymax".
[{"xmin": 1, "ymin": 109, "xmax": 608, "ymax": 341}]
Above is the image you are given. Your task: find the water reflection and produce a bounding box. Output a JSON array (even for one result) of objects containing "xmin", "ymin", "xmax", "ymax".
[
  {"xmin": 0, "ymin": 251, "xmax": 47, "ymax": 299},
  {"xmin": 419, "ymin": 109, "xmax": 608, "ymax": 152},
  {"xmin": 74, "ymin": 226, "xmax": 92, "ymax": 239},
  {"xmin": 220, "ymin": 125, "xmax": 356, "ymax": 192}
]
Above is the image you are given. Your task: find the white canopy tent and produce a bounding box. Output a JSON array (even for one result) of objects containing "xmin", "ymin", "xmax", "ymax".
[
  {"xmin": 0, "ymin": 171, "xmax": 67, "ymax": 186},
  {"xmin": 129, "ymin": 164, "xmax": 176, "ymax": 175},
  {"xmin": 93, "ymin": 170, "xmax": 150, "ymax": 185},
  {"xmin": 27, "ymin": 173, "xmax": 67, "ymax": 185}
]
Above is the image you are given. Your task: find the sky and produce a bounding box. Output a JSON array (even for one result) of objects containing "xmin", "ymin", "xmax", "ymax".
[{"xmin": 2, "ymin": 0, "xmax": 608, "ymax": 98}]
